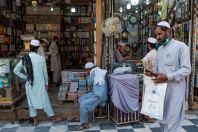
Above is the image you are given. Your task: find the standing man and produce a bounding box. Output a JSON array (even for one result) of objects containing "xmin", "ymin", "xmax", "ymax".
[
  {"xmin": 14, "ymin": 40, "xmax": 55, "ymax": 125},
  {"xmin": 78, "ymin": 62, "xmax": 108, "ymax": 130},
  {"xmin": 47, "ymin": 36, "xmax": 61, "ymax": 86},
  {"xmin": 38, "ymin": 38, "xmax": 48, "ymax": 59},
  {"xmin": 153, "ymin": 21, "xmax": 191, "ymax": 132},
  {"xmin": 142, "ymin": 37, "xmax": 157, "ymax": 123},
  {"xmin": 142, "ymin": 37, "xmax": 157, "ymax": 71}
]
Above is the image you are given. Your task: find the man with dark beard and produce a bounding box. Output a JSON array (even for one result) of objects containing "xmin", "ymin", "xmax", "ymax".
[{"xmin": 153, "ymin": 21, "xmax": 191, "ymax": 132}]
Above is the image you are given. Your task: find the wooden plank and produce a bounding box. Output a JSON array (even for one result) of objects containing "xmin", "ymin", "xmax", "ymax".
[{"xmin": 96, "ymin": 0, "xmax": 102, "ymax": 66}]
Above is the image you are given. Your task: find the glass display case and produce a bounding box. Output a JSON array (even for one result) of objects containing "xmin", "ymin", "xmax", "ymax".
[
  {"xmin": 0, "ymin": 58, "xmax": 25, "ymax": 102},
  {"xmin": 0, "ymin": 58, "xmax": 25, "ymax": 123}
]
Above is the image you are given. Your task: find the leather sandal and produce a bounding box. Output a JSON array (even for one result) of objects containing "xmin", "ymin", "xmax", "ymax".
[{"xmin": 77, "ymin": 123, "xmax": 90, "ymax": 130}]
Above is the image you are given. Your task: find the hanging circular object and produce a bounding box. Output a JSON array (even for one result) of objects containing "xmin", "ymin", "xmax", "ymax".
[
  {"xmin": 125, "ymin": 45, "xmax": 131, "ymax": 53},
  {"xmin": 114, "ymin": 34, "xmax": 120, "ymax": 39},
  {"xmin": 129, "ymin": 14, "xmax": 138, "ymax": 25},
  {"xmin": 122, "ymin": 31, "xmax": 128, "ymax": 39}
]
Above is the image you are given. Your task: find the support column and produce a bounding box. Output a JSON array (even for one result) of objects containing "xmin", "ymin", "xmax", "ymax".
[{"xmin": 96, "ymin": 0, "xmax": 102, "ymax": 66}]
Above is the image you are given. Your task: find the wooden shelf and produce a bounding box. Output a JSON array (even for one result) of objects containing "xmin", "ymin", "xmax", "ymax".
[
  {"xmin": 61, "ymin": 45, "xmax": 90, "ymax": 46},
  {"xmin": 61, "ymin": 51, "xmax": 89, "ymax": 52},
  {"xmin": 62, "ymin": 15, "xmax": 91, "ymax": 17},
  {"xmin": 62, "ymin": 23, "xmax": 91, "ymax": 26}
]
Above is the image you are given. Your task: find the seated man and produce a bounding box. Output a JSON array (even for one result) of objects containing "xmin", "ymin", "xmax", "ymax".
[{"xmin": 78, "ymin": 62, "xmax": 108, "ymax": 130}]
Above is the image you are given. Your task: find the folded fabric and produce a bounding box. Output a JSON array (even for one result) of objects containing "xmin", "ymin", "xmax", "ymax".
[
  {"xmin": 113, "ymin": 66, "xmax": 132, "ymax": 75},
  {"xmin": 108, "ymin": 74, "xmax": 139, "ymax": 113}
]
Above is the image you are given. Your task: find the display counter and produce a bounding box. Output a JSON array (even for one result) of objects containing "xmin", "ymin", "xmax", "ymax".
[
  {"xmin": 0, "ymin": 58, "xmax": 25, "ymax": 123},
  {"xmin": 108, "ymin": 74, "xmax": 140, "ymax": 124}
]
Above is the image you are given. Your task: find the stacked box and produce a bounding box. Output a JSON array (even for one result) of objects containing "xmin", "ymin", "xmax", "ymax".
[
  {"xmin": 67, "ymin": 92, "xmax": 78, "ymax": 100},
  {"xmin": 66, "ymin": 81, "xmax": 78, "ymax": 101},
  {"xmin": 61, "ymin": 70, "xmax": 69, "ymax": 84},
  {"xmin": 68, "ymin": 72, "xmax": 75, "ymax": 80},
  {"xmin": 77, "ymin": 90, "xmax": 87, "ymax": 98},
  {"xmin": 58, "ymin": 84, "xmax": 69, "ymax": 101}
]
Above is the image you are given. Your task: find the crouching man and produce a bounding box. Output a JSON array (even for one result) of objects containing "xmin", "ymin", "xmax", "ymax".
[{"xmin": 78, "ymin": 62, "xmax": 108, "ymax": 130}]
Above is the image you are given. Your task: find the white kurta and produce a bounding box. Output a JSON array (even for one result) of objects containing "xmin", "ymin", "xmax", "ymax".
[
  {"xmin": 142, "ymin": 49, "xmax": 157, "ymax": 71},
  {"xmin": 14, "ymin": 53, "xmax": 52, "ymax": 110},
  {"xmin": 154, "ymin": 39, "xmax": 191, "ymax": 132},
  {"xmin": 48, "ymin": 41, "xmax": 61, "ymax": 83}
]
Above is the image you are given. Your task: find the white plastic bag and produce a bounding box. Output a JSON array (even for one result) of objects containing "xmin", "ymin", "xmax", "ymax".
[{"xmin": 141, "ymin": 76, "xmax": 167, "ymax": 120}]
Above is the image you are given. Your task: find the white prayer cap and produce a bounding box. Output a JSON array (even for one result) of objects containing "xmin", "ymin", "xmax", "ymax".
[
  {"xmin": 85, "ymin": 62, "xmax": 95, "ymax": 69},
  {"xmin": 157, "ymin": 21, "xmax": 170, "ymax": 29},
  {"xmin": 30, "ymin": 39, "xmax": 40, "ymax": 46},
  {"xmin": 147, "ymin": 37, "xmax": 157, "ymax": 44},
  {"xmin": 117, "ymin": 41, "xmax": 125, "ymax": 46},
  {"xmin": 41, "ymin": 38, "xmax": 48, "ymax": 44}
]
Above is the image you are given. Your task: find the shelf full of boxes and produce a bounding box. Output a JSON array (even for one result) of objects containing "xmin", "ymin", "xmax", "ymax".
[
  {"xmin": 58, "ymin": 70, "xmax": 88, "ymax": 104},
  {"xmin": 0, "ymin": 2, "xmax": 25, "ymax": 58},
  {"xmin": 60, "ymin": 0, "xmax": 93, "ymax": 69},
  {"xmin": 24, "ymin": 15, "xmax": 61, "ymax": 39}
]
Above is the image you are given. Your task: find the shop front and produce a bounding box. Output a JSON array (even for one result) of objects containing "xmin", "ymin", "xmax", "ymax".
[{"xmin": 0, "ymin": 0, "xmax": 197, "ymax": 124}]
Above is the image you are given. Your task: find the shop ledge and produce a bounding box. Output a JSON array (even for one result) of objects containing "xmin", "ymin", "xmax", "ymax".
[{"xmin": 0, "ymin": 93, "xmax": 26, "ymax": 124}]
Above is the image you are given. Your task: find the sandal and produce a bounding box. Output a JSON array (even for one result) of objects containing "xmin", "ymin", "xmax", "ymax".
[
  {"xmin": 33, "ymin": 117, "xmax": 39, "ymax": 126},
  {"xmin": 77, "ymin": 123, "xmax": 91, "ymax": 130}
]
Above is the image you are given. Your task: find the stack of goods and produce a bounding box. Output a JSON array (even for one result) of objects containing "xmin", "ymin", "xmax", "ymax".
[
  {"xmin": 58, "ymin": 84, "xmax": 69, "ymax": 101},
  {"xmin": 74, "ymin": 72, "xmax": 87, "ymax": 98},
  {"xmin": 0, "ymin": 58, "xmax": 24, "ymax": 102},
  {"xmin": 61, "ymin": 70, "xmax": 69, "ymax": 84},
  {"xmin": 67, "ymin": 81, "xmax": 78, "ymax": 101}
]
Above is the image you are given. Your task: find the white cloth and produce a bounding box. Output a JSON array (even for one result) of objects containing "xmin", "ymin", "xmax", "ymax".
[
  {"xmin": 142, "ymin": 49, "xmax": 157, "ymax": 71},
  {"xmin": 117, "ymin": 41, "xmax": 125, "ymax": 46},
  {"xmin": 113, "ymin": 66, "xmax": 132, "ymax": 75},
  {"xmin": 148, "ymin": 37, "xmax": 157, "ymax": 44},
  {"xmin": 85, "ymin": 62, "xmax": 94, "ymax": 69},
  {"xmin": 31, "ymin": 39, "xmax": 40, "ymax": 46},
  {"xmin": 90, "ymin": 67, "xmax": 107, "ymax": 85},
  {"xmin": 141, "ymin": 76, "xmax": 168, "ymax": 120},
  {"xmin": 157, "ymin": 21, "xmax": 170, "ymax": 29}
]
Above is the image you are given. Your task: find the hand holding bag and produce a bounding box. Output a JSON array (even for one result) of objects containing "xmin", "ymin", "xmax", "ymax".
[{"xmin": 141, "ymin": 75, "xmax": 167, "ymax": 120}]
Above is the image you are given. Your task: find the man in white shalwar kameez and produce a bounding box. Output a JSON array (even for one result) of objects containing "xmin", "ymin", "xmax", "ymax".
[
  {"xmin": 37, "ymin": 38, "xmax": 48, "ymax": 59},
  {"xmin": 14, "ymin": 40, "xmax": 54, "ymax": 125},
  {"xmin": 142, "ymin": 37, "xmax": 157, "ymax": 123},
  {"xmin": 142, "ymin": 37, "xmax": 157, "ymax": 71},
  {"xmin": 153, "ymin": 21, "xmax": 191, "ymax": 132},
  {"xmin": 47, "ymin": 36, "xmax": 61, "ymax": 86}
]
